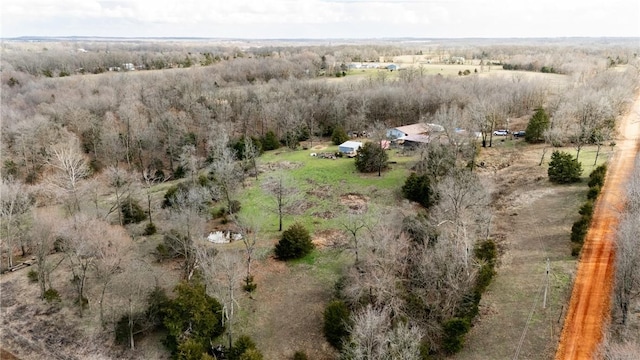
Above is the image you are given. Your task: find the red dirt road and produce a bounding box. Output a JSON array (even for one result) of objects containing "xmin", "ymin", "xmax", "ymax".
[{"xmin": 555, "ymin": 93, "xmax": 640, "ymax": 360}]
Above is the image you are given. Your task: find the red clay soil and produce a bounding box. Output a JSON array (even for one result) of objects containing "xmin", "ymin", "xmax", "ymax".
[{"xmin": 555, "ymin": 93, "xmax": 640, "ymax": 360}]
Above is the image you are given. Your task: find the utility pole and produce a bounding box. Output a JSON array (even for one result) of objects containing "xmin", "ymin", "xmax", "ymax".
[{"xmin": 543, "ymin": 258, "xmax": 550, "ymax": 309}]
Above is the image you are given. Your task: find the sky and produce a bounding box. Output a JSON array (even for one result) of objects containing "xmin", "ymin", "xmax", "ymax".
[{"xmin": 1, "ymin": 0, "xmax": 639, "ymax": 39}]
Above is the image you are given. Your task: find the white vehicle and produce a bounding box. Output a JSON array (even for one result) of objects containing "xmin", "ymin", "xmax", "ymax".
[{"xmin": 493, "ymin": 129, "xmax": 508, "ymax": 136}]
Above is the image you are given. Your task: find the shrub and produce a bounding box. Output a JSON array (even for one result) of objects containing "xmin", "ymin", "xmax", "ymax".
[
  {"xmin": 402, "ymin": 173, "xmax": 436, "ymax": 208},
  {"xmin": 442, "ymin": 317, "xmax": 470, "ymax": 354},
  {"xmin": 475, "ymin": 240, "xmax": 498, "ymax": 292},
  {"xmin": 578, "ymin": 201, "xmax": 594, "ymax": 218},
  {"xmin": 323, "ymin": 300, "xmax": 351, "ymax": 350},
  {"xmin": 43, "ymin": 288, "xmax": 61, "ymax": 303},
  {"xmin": 173, "ymin": 165, "xmax": 187, "ymax": 179},
  {"xmin": 571, "ymin": 242, "xmax": 583, "ymax": 257},
  {"xmin": 155, "ymin": 243, "xmax": 171, "ymax": 261},
  {"xmin": 226, "ymin": 200, "xmax": 242, "ymax": 215},
  {"xmin": 355, "ymin": 142, "xmax": 389, "ymax": 174},
  {"xmin": 162, "ymin": 183, "xmax": 189, "ymax": 208},
  {"xmin": 261, "ymin": 130, "xmax": 280, "ymax": 151},
  {"xmin": 548, "ymin": 151, "xmax": 582, "ymax": 184},
  {"xmin": 293, "ymin": 351, "xmax": 308, "ymax": 360},
  {"xmin": 475, "ymin": 239, "xmax": 498, "ymax": 267},
  {"xmin": 275, "ymin": 223, "xmax": 314, "ymax": 260},
  {"xmin": 228, "ymin": 335, "xmax": 261, "ymax": 360},
  {"xmin": 121, "ymin": 198, "xmax": 147, "ymax": 224},
  {"xmin": 331, "ymin": 126, "xmax": 349, "ymax": 145},
  {"xmin": 177, "ymin": 338, "xmax": 208, "ymax": 360},
  {"xmin": 571, "ymin": 216, "xmax": 590, "ymax": 244},
  {"xmin": 27, "ymin": 269, "xmax": 39, "ymax": 283},
  {"xmin": 586, "ymin": 186, "xmax": 601, "ymax": 200},
  {"xmin": 243, "ymin": 275, "xmax": 257, "ymax": 293},
  {"xmin": 239, "ymin": 349, "xmax": 263, "ymax": 360},
  {"xmin": 144, "ymin": 222, "xmax": 157, "ymax": 235},
  {"xmin": 588, "ymin": 164, "xmax": 607, "ymax": 188}
]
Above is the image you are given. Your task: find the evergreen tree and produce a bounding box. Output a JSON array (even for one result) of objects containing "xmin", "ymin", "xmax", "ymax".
[
  {"xmin": 354, "ymin": 142, "xmax": 388, "ymax": 176},
  {"xmin": 548, "ymin": 151, "xmax": 583, "ymax": 184},
  {"xmin": 331, "ymin": 126, "xmax": 349, "ymax": 145},
  {"xmin": 275, "ymin": 223, "xmax": 314, "ymax": 260},
  {"xmin": 525, "ymin": 108, "xmax": 550, "ymax": 143}
]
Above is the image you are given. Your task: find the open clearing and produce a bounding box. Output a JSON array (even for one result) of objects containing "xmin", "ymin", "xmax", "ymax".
[{"xmin": 454, "ymin": 138, "xmax": 612, "ymax": 359}]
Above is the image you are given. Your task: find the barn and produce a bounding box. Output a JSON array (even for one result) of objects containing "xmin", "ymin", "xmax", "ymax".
[{"xmin": 338, "ymin": 141, "xmax": 363, "ymax": 154}]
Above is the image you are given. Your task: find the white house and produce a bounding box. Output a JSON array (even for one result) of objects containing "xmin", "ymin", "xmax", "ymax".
[{"xmin": 338, "ymin": 141, "xmax": 363, "ymax": 154}]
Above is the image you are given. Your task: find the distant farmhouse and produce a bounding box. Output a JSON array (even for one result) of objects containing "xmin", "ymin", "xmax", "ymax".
[
  {"xmin": 386, "ymin": 123, "xmax": 444, "ymax": 141},
  {"xmin": 385, "ymin": 123, "xmax": 447, "ymax": 148}
]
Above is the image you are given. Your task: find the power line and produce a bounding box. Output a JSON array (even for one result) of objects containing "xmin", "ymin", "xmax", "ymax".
[{"xmin": 513, "ymin": 281, "xmax": 546, "ymax": 360}]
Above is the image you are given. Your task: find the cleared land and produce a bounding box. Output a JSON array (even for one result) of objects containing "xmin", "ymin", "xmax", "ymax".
[
  {"xmin": 453, "ymin": 141, "xmax": 588, "ymax": 360},
  {"xmin": 555, "ymin": 93, "xmax": 640, "ymax": 359}
]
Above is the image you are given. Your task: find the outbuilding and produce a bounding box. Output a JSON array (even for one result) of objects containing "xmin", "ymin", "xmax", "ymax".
[{"xmin": 338, "ymin": 141, "xmax": 363, "ymax": 154}]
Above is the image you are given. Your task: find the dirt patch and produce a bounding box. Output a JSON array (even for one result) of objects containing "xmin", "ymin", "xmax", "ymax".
[
  {"xmin": 259, "ymin": 161, "xmax": 303, "ymax": 172},
  {"xmin": 306, "ymin": 185, "xmax": 332, "ymax": 200},
  {"xmin": 312, "ymin": 211, "xmax": 335, "ymax": 219},
  {"xmin": 339, "ymin": 193, "xmax": 369, "ymax": 214},
  {"xmin": 313, "ymin": 229, "xmax": 347, "ymax": 248}
]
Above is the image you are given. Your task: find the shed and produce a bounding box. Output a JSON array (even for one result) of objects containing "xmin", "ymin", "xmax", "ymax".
[{"xmin": 338, "ymin": 141, "xmax": 363, "ymax": 154}]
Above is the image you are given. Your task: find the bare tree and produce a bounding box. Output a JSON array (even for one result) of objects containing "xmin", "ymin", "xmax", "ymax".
[
  {"xmin": 195, "ymin": 244, "xmax": 243, "ymax": 349},
  {"xmin": 217, "ymin": 252, "xmax": 243, "ymax": 349},
  {"xmin": 568, "ymin": 90, "xmax": 614, "ymax": 161},
  {"xmin": 342, "ymin": 304, "xmax": 423, "ymax": 360},
  {"xmin": 165, "ymin": 187, "xmax": 209, "ymax": 280},
  {"xmin": 46, "ymin": 138, "xmax": 91, "ymax": 215},
  {"xmin": 342, "ymin": 220, "xmax": 407, "ymax": 316},
  {"xmin": 208, "ymin": 135, "xmax": 242, "ymax": 215},
  {"xmin": 92, "ymin": 223, "xmax": 132, "ymax": 327},
  {"xmin": 262, "ymin": 172, "xmax": 300, "ymax": 231},
  {"xmin": 243, "ymin": 136, "xmax": 260, "ymax": 180},
  {"xmin": 104, "ymin": 166, "xmax": 135, "ymax": 225},
  {"xmin": 141, "ymin": 168, "xmax": 162, "ymax": 228},
  {"xmin": 29, "ymin": 211, "xmax": 64, "ymax": 298},
  {"xmin": 179, "ymin": 144, "xmax": 201, "ymax": 186},
  {"xmin": 111, "ymin": 259, "xmax": 158, "ymax": 350},
  {"xmin": 59, "ymin": 215, "xmax": 119, "ymax": 316},
  {"xmin": 613, "ymin": 213, "xmax": 640, "ymax": 325},
  {"xmin": 235, "ymin": 215, "xmax": 262, "ymax": 289},
  {"xmin": 340, "ymin": 211, "xmax": 372, "ymax": 264},
  {"xmin": 0, "ymin": 177, "xmax": 33, "ymax": 268}
]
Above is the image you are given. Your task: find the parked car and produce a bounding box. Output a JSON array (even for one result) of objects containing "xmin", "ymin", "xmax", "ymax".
[
  {"xmin": 513, "ymin": 130, "xmax": 526, "ymax": 138},
  {"xmin": 493, "ymin": 129, "xmax": 508, "ymax": 136}
]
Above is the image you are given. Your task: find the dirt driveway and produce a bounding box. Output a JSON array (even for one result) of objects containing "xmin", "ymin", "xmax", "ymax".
[{"xmin": 555, "ymin": 94, "xmax": 640, "ymax": 359}]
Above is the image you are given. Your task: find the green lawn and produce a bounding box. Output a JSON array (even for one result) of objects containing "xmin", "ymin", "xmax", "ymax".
[{"xmin": 238, "ymin": 144, "xmax": 415, "ymax": 235}]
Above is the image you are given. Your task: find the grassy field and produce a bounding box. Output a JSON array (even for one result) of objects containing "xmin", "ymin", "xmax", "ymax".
[{"xmin": 238, "ymin": 142, "xmax": 414, "ymax": 235}]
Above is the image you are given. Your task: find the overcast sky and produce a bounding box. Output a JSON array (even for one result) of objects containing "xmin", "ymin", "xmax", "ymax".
[{"xmin": 2, "ymin": 0, "xmax": 639, "ymax": 39}]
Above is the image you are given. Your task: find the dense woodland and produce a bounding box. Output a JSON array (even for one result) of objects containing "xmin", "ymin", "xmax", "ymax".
[{"xmin": 1, "ymin": 38, "xmax": 639, "ymax": 359}]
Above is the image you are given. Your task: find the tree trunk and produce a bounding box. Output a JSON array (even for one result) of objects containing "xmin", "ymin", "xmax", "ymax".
[
  {"xmin": 129, "ymin": 299, "xmax": 135, "ymax": 350},
  {"xmin": 539, "ymin": 146, "xmax": 548, "ymax": 166}
]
